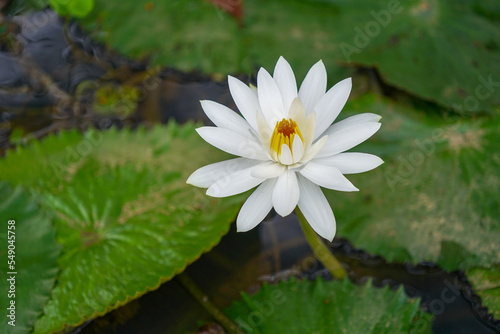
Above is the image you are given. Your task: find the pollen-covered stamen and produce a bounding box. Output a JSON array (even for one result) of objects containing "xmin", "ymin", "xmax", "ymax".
[{"xmin": 270, "ymin": 118, "xmax": 304, "ymax": 164}]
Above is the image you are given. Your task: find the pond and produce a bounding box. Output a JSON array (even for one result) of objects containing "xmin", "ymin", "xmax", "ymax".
[{"xmin": 0, "ymin": 1, "xmax": 499, "ymax": 334}]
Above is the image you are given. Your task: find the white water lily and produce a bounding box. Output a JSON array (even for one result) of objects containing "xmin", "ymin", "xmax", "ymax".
[{"xmin": 187, "ymin": 57, "xmax": 383, "ymax": 241}]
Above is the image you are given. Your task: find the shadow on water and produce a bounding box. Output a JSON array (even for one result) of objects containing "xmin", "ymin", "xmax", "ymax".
[{"xmin": 1, "ymin": 8, "xmax": 499, "ymax": 334}]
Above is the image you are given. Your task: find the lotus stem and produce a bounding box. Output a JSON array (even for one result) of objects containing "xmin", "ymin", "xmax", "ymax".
[{"xmin": 296, "ymin": 209, "xmax": 347, "ymax": 280}]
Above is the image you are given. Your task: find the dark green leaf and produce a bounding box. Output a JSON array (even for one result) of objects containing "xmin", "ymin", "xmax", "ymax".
[
  {"xmin": 318, "ymin": 0, "xmax": 500, "ymax": 113},
  {"xmin": 224, "ymin": 278, "xmax": 433, "ymax": 334},
  {"xmin": 0, "ymin": 182, "xmax": 60, "ymax": 334},
  {"xmin": 327, "ymin": 94, "xmax": 500, "ymax": 271},
  {"xmin": 78, "ymin": 0, "xmax": 249, "ymax": 75},
  {"xmin": 467, "ymin": 266, "xmax": 500, "ymax": 319}
]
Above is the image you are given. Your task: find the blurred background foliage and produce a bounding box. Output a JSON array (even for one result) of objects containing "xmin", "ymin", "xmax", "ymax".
[{"xmin": 0, "ymin": 0, "xmax": 499, "ymax": 333}]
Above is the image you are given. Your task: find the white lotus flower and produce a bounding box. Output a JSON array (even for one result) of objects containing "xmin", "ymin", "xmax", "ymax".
[{"xmin": 187, "ymin": 57, "xmax": 383, "ymax": 241}]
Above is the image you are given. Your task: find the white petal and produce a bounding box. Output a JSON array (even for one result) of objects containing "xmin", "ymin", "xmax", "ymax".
[
  {"xmin": 273, "ymin": 56, "xmax": 298, "ymax": 115},
  {"xmin": 228, "ymin": 75, "xmax": 261, "ymax": 131},
  {"xmin": 237, "ymin": 179, "xmax": 276, "ymax": 232},
  {"xmin": 303, "ymin": 111, "xmax": 316, "ymax": 149},
  {"xmin": 279, "ymin": 144, "xmax": 293, "ymax": 165},
  {"xmin": 301, "ymin": 134, "xmax": 328, "ymax": 163},
  {"xmin": 200, "ymin": 100, "xmax": 252, "ymax": 136},
  {"xmin": 313, "ymin": 77, "xmax": 352, "ymax": 140},
  {"xmin": 324, "ymin": 113, "xmax": 382, "ymax": 136},
  {"xmin": 251, "ymin": 161, "xmax": 286, "ymax": 179},
  {"xmin": 187, "ymin": 158, "xmax": 257, "ymax": 188},
  {"xmin": 256, "ymin": 109, "xmax": 273, "ymax": 144},
  {"xmin": 258, "ymin": 68, "xmax": 285, "ymax": 125},
  {"xmin": 299, "ymin": 162, "xmax": 358, "ymax": 192},
  {"xmin": 288, "ymin": 98, "xmax": 306, "ymax": 129},
  {"xmin": 292, "ymin": 134, "xmax": 304, "ymax": 163},
  {"xmin": 315, "ymin": 153, "xmax": 384, "ymax": 174},
  {"xmin": 196, "ymin": 127, "xmax": 268, "ymax": 160},
  {"xmin": 297, "ymin": 175, "xmax": 336, "ymax": 241},
  {"xmin": 298, "ymin": 60, "xmax": 327, "ymax": 114},
  {"xmin": 207, "ymin": 164, "xmax": 264, "ymax": 197},
  {"xmin": 272, "ymin": 169, "xmax": 299, "ymax": 216},
  {"xmin": 315, "ymin": 122, "xmax": 381, "ymax": 159}
]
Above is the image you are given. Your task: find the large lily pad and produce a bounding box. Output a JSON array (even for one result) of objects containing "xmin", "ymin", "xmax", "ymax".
[
  {"xmin": 243, "ymin": 0, "xmax": 354, "ymax": 84},
  {"xmin": 73, "ymin": 0, "xmax": 499, "ymax": 113},
  {"xmin": 76, "ymin": 0, "xmax": 353, "ymax": 84},
  {"xmin": 325, "ymin": 94, "xmax": 500, "ymax": 271},
  {"xmin": 78, "ymin": 0, "xmax": 249, "ymax": 75},
  {"xmin": 326, "ymin": 0, "xmax": 500, "ymax": 114},
  {"xmin": 0, "ymin": 182, "xmax": 60, "ymax": 334},
  {"xmin": 224, "ymin": 278, "xmax": 433, "ymax": 333},
  {"xmin": 467, "ymin": 266, "xmax": 500, "ymax": 319},
  {"xmin": 0, "ymin": 123, "xmax": 244, "ymax": 333}
]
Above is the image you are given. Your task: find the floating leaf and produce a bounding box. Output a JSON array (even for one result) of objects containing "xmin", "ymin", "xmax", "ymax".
[
  {"xmin": 244, "ymin": 0, "xmax": 354, "ymax": 84},
  {"xmin": 325, "ymin": 94, "xmax": 500, "ymax": 271},
  {"xmin": 74, "ymin": 0, "xmax": 352, "ymax": 84},
  {"xmin": 0, "ymin": 124, "xmax": 244, "ymax": 333},
  {"xmin": 467, "ymin": 266, "xmax": 500, "ymax": 319},
  {"xmin": 65, "ymin": 0, "xmax": 500, "ymax": 113},
  {"xmin": 0, "ymin": 182, "xmax": 60, "ymax": 334},
  {"xmin": 326, "ymin": 0, "xmax": 500, "ymax": 113},
  {"xmin": 78, "ymin": 0, "xmax": 249, "ymax": 75},
  {"xmin": 224, "ymin": 278, "xmax": 433, "ymax": 333},
  {"xmin": 49, "ymin": 0, "xmax": 94, "ymax": 18}
]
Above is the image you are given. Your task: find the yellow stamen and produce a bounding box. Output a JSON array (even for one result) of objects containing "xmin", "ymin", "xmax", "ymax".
[{"xmin": 270, "ymin": 118, "xmax": 304, "ymax": 158}]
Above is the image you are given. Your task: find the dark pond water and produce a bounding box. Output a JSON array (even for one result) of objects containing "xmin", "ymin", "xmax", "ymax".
[{"xmin": 1, "ymin": 8, "xmax": 499, "ymax": 334}]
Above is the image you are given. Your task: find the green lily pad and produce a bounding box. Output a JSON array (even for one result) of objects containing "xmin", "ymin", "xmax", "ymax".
[
  {"xmin": 325, "ymin": 94, "xmax": 500, "ymax": 271},
  {"xmin": 0, "ymin": 123, "xmax": 243, "ymax": 333},
  {"xmin": 224, "ymin": 278, "xmax": 433, "ymax": 333},
  {"xmin": 75, "ymin": 0, "xmax": 352, "ymax": 84},
  {"xmin": 67, "ymin": 0, "xmax": 499, "ymax": 114},
  {"xmin": 78, "ymin": 0, "xmax": 249, "ymax": 75},
  {"xmin": 244, "ymin": 0, "xmax": 354, "ymax": 85},
  {"xmin": 326, "ymin": 0, "xmax": 500, "ymax": 114},
  {"xmin": 49, "ymin": 0, "xmax": 94, "ymax": 18},
  {"xmin": 467, "ymin": 266, "xmax": 500, "ymax": 319},
  {"xmin": 0, "ymin": 182, "xmax": 60, "ymax": 334}
]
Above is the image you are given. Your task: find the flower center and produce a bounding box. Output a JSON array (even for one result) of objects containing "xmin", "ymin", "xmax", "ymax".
[{"xmin": 270, "ymin": 118, "xmax": 304, "ymax": 160}]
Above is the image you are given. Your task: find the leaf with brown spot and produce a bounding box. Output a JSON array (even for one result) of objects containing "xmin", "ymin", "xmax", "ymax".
[
  {"xmin": 325, "ymin": 94, "xmax": 500, "ymax": 271},
  {"xmin": 0, "ymin": 124, "xmax": 244, "ymax": 333}
]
